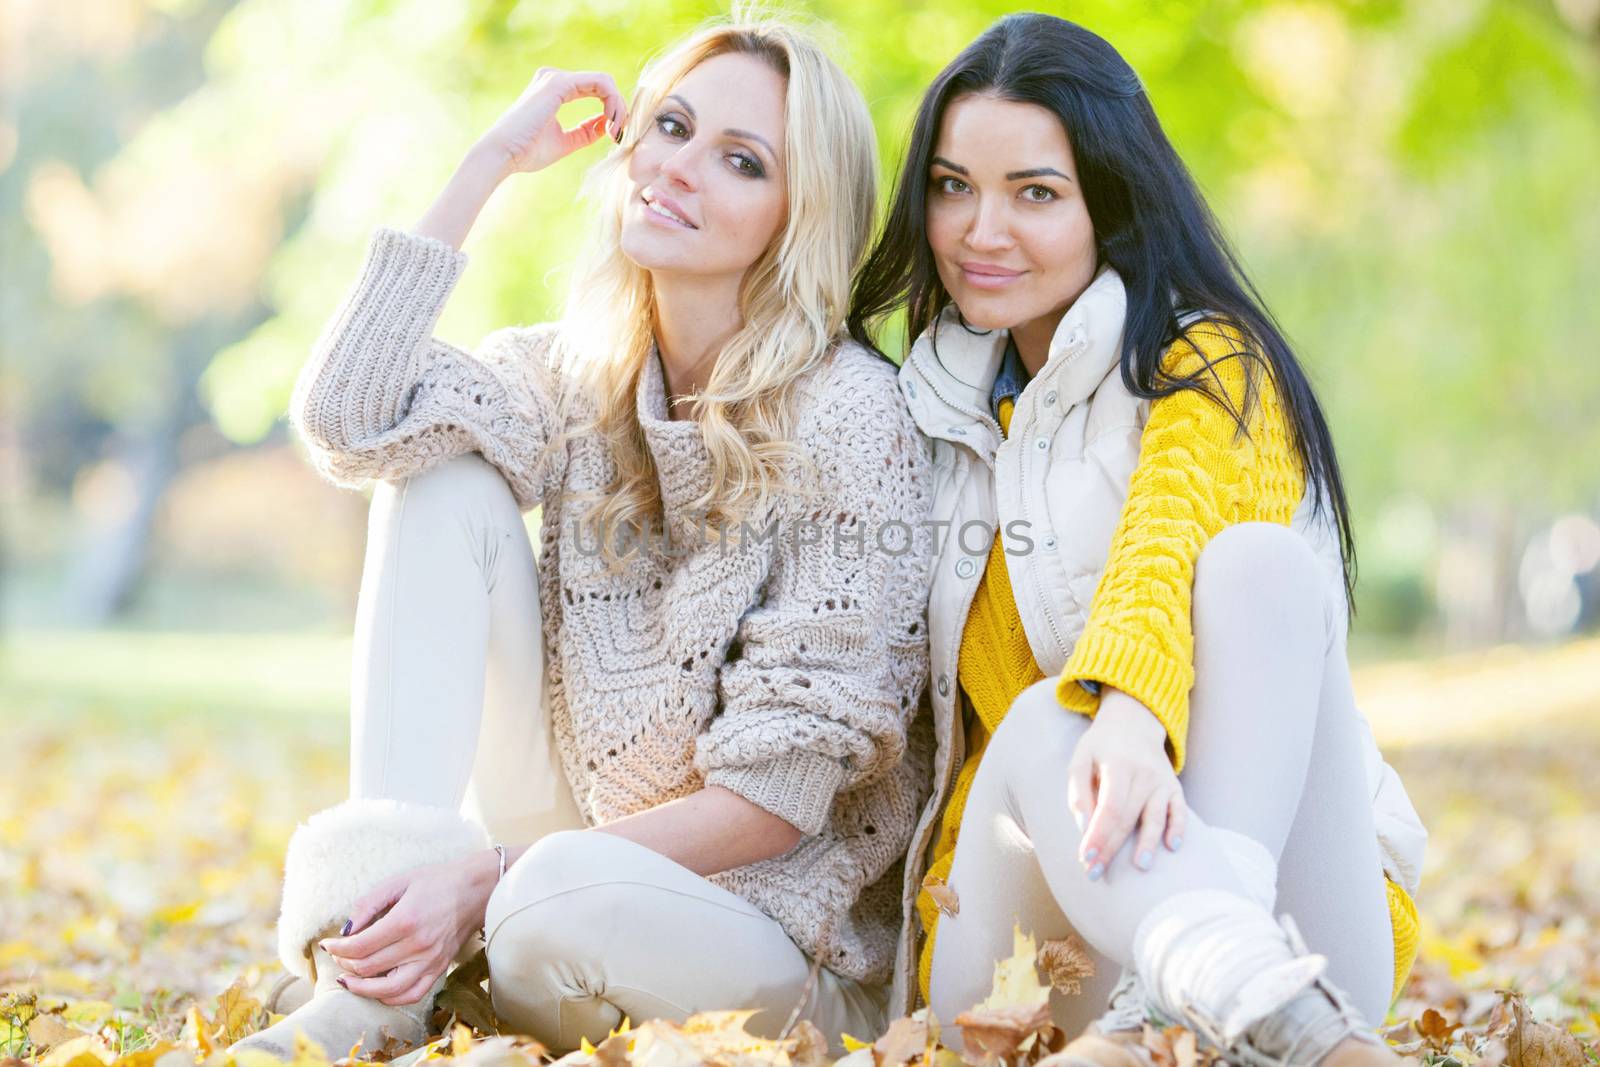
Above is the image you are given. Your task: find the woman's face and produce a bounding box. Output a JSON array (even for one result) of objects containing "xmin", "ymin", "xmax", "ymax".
[
  {"xmin": 621, "ymin": 51, "xmax": 789, "ymax": 283},
  {"xmin": 925, "ymin": 92, "xmax": 1097, "ymax": 334}
]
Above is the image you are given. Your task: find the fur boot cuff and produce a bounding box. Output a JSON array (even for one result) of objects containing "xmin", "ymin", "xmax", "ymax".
[{"xmin": 274, "ymin": 797, "xmax": 491, "ymax": 980}]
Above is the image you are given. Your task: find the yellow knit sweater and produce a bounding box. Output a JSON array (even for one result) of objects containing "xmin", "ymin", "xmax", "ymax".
[{"xmin": 916, "ymin": 322, "xmax": 1418, "ymax": 1009}]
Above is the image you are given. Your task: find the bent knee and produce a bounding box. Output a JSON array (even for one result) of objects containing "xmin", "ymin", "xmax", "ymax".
[
  {"xmin": 393, "ymin": 451, "xmax": 520, "ymax": 523},
  {"xmin": 1194, "ymin": 523, "xmax": 1328, "ymax": 630},
  {"xmin": 984, "ymin": 678, "xmax": 1092, "ymax": 774}
]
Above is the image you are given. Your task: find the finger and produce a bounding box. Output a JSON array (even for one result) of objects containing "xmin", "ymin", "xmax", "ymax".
[
  {"xmin": 1081, "ymin": 769, "xmax": 1135, "ymax": 873},
  {"xmin": 558, "ymin": 71, "xmax": 627, "ymax": 123},
  {"xmin": 1133, "ymin": 788, "xmax": 1170, "ymax": 872},
  {"xmin": 329, "ymin": 935, "xmax": 417, "ymax": 979},
  {"xmin": 557, "ymin": 112, "xmax": 609, "ymax": 156},
  {"xmin": 322, "ymin": 897, "xmax": 411, "ymax": 961},
  {"xmin": 1166, "ymin": 789, "xmax": 1187, "ymax": 851},
  {"xmin": 339, "ymin": 957, "xmax": 425, "ymax": 1003},
  {"xmin": 342, "ymin": 878, "xmax": 404, "ymax": 939},
  {"xmin": 1066, "ymin": 752, "xmax": 1095, "ymax": 834}
]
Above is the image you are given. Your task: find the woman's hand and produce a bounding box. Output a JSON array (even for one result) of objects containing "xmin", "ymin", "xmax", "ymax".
[
  {"xmin": 476, "ymin": 66, "xmax": 631, "ymax": 177},
  {"xmin": 1066, "ymin": 687, "xmax": 1187, "ymax": 879},
  {"xmin": 316, "ymin": 849, "xmax": 500, "ymax": 1006}
]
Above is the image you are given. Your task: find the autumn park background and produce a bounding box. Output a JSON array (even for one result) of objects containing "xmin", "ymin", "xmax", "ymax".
[{"xmin": 3, "ymin": 0, "xmax": 1599, "ymax": 1064}]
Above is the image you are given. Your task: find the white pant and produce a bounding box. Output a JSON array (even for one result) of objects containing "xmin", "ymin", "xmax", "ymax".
[
  {"xmin": 929, "ymin": 524, "xmax": 1394, "ymax": 1044},
  {"xmin": 346, "ymin": 452, "xmax": 887, "ymax": 1054}
]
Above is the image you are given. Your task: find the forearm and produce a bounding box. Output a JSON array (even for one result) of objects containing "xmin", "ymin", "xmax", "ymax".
[
  {"xmin": 470, "ymin": 786, "xmax": 801, "ymax": 913},
  {"xmin": 413, "ymin": 143, "xmax": 512, "ymax": 251},
  {"xmin": 591, "ymin": 785, "xmax": 803, "ymax": 875}
]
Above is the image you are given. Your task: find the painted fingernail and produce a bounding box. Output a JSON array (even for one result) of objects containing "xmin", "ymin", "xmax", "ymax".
[
  {"xmin": 341, "ymin": 919, "xmax": 352, "ymax": 936},
  {"xmin": 1084, "ymin": 847, "xmax": 1099, "ymax": 863},
  {"xmin": 1087, "ymin": 863, "xmax": 1104, "ymax": 882},
  {"xmin": 1171, "ymin": 834, "xmax": 1184, "ymax": 850},
  {"xmin": 1137, "ymin": 850, "xmax": 1153, "ymax": 870},
  {"xmin": 336, "ymin": 976, "xmax": 349, "ymax": 989}
]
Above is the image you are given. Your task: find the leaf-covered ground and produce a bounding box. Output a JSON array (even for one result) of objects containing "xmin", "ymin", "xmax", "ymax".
[{"xmin": 3, "ymin": 634, "xmax": 1598, "ymax": 1066}]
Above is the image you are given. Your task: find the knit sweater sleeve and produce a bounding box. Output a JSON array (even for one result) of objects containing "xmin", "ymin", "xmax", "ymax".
[
  {"xmin": 287, "ymin": 226, "xmax": 567, "ymax": 512},
  {"xmin": 1055, "ymin": 321, "xmax": 1305, "ymax": 773},
  {"xmin": 695, "ymin": 349, "xmax": 936, "ymax": 835}
]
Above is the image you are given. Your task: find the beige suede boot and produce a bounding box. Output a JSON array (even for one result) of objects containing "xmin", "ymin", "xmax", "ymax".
[
  {"xmin": 235, "ymin": 925, "xmax": 447, "ymax": 1059},
  {"xmin": 233, "ymin": 797, "xmax": 491, "ymax": 1060}
]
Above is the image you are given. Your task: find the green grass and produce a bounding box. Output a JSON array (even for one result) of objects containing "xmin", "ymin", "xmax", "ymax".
[{"xmin": 0, "ymin": 628, "xmax": 353, "ymax": 723}]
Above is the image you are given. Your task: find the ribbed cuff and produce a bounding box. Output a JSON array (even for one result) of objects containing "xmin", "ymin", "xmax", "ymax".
[
  {"xmin": 1057, "ymin": 629, "xmax": 1192, "ymax": 772},
  {"xmin": 706, "ymin": 749, "xmax": 847, "ymax": 836},
  {"xmin": 357, "ymin": 226, "xmax": 470, "ymax": 428}
]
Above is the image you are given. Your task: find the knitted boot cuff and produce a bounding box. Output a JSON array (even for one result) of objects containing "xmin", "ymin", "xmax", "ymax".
[{"xmin": 1132, "ymin": 889, "xmax": 1328, "ymax": 1047}]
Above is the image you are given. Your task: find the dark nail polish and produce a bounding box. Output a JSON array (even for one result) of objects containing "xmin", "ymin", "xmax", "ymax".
[
  {"xmin": 337, "ymin": 976, "xmax": 348, "ymax": 989},
  {"xmin": 341, "ymin": 919, "xmax": 352, "ymax": 936}
]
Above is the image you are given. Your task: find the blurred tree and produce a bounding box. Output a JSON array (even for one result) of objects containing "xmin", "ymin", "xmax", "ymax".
[{"xmin": 6, "ymin": 0, "xmax": 1598, "ymax": 640}]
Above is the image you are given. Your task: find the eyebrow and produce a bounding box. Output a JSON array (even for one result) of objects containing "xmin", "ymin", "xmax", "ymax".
[
  {"xmin": 931, "ymin": 156, "xmax": 1072, "ymax": 182},
  {"xmin": 665, "ymin": 94, "xmax": 779, "ymax": 160}
]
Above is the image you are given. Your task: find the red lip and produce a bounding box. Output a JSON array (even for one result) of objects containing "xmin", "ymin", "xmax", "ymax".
[
  {"xmin": 959, "ymin": 262, "xmax": 1025, "ymax": 277},
  {"xmin": 642, "ymin": 189, "xmax": 699, "ymax": 229}
]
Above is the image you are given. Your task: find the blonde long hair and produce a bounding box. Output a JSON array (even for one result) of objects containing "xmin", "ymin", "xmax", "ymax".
[{"xmin": 551, "ymin": 16, "xmax": 879, "ymax": 559}]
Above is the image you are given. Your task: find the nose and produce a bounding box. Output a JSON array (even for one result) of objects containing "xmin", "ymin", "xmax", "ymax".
[
  {"xmin": 964, "ymin": 195, "xmax": 1014, "ymax": 255},
  {"xmin": 656, "ymin": 140, "xmax": 701, "ymax": 193}
]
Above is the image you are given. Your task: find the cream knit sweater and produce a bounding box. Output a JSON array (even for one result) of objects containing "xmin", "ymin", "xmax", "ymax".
[{"xmin": 288, "ymin": 226, "xmax": 937, "ymax": 984}]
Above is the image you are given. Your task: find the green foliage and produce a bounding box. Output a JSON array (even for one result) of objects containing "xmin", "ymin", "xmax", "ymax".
[{"xmin": 8, "ymin": 0, "xmax": 1600, "ymax": 637}]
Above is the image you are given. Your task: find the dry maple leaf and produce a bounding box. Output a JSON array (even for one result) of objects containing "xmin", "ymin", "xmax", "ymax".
[
  {"xmin": 872, "ymin": 1013, "xmax": 928, "ymax": 1066},
  {"xmin": 787, "ymin": 1019, "xmax": 832, "ymax": 1067},
  {"xmin": 1418, "ymin": 1008, "xmax": 1464, "ymax": 1052},
  {"xmin": 628, "ymin": 1021, "xmax": 707, "ymax": 1067},
  {"xmin": 949, "ymin": 924, "xmax": 1063, "ymax": 1065},
  {"xmin": 952, "ymin": 1003, "xmax": 1055, "ymax": 1066},
  {"xmin": 435, "ymin": 950, "xmax": 499, "ymax": 1037},
  {"xmin": 589, "ymin": 1030, "xmax": 631, "ymax": 1067},
  {"xmin": 1037, "ymin": 936, "xmax": 1096, "ymax": 997},
  {"xmin": 25, "ymin": 1013, "xmax": 88, "ymax": 1054},
  {"xmin": 924, "ymin": 878, "xmax": 960, "ymax": 919}
]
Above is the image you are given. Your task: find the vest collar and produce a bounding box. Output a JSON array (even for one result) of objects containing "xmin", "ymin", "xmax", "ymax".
[{"xmin": 900, "ymin": 265, "xmax": 1128, "ymax": 452}]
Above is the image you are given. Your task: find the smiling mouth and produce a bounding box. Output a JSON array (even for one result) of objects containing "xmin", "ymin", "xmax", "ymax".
[
  {"xmin": 641, "ymin": 190, "xmax": 697, "ymax": 229},
  {"xmin": 959, "ymin": 264, "xmax": 1026, "ymax": 289}
]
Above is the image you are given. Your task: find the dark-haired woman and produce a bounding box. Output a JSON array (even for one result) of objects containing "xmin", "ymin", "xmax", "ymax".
[{"xmin": 849, "ymin": 13, "xmax": 1426, "ymax": 1067}]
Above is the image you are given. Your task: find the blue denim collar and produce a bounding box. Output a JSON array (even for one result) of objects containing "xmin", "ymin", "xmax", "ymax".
[{"xmin": 989, "ymin": 334, "xmax": 1032, "ymax": 423}]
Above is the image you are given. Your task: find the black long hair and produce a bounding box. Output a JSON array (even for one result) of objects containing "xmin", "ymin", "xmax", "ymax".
[{"xmin": 848, "ymin": 12, "xmax": 1357, "ymax": 608}]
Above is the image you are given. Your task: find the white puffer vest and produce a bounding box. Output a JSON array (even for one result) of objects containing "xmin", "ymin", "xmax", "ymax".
[{"xmin": 884, "ymin": 265, "xmax": 1427, "ymax": 1017}]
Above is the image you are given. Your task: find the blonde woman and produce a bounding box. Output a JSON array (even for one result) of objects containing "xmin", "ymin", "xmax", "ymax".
[{"xmin": 236, "ymin": 19, "xmax": 934, "ymax": 1061}]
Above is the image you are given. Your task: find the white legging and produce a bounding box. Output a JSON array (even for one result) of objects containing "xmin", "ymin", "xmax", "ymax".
[
  {"xmin": 928, "ymin": 522, "xmax": 1394, "ymax": 1048},
  {"xmin": 345, "ymin": 452, "xmax": 887, "ymax": 1055}
]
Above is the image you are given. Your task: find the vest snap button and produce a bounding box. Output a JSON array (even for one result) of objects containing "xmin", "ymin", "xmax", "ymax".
[
  {"xmin": 1043, "ymin": 535, "xmax": 1057, "ymax": 550},
  {"xmin": 955, "ymin": 557, "xmax": 976, "ymax": 579},
  {"xmin": 1044, "ymin": 390, "xmax": 1057, "ymax": 406},
  {"xmin": 937, "ymin": 675, "xmax": 950, "ymax": 697},
  {"xmin": 1035, "ymin": 437, "xmax": 1049, "ymax": 451}
]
